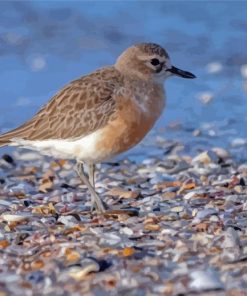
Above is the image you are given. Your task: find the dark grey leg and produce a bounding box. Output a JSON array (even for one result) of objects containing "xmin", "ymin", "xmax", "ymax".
[
  {"xmin": 88, "ymin": 163, "xmax": 95, "ymax": 188},
  {"xmin": 76, "ymin": 162, "xmax": 105, "ymax": 213}
]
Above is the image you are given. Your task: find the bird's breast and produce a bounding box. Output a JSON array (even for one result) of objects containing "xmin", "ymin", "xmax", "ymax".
[{"xmin": 96, "ymin": 88, "xmax": 165, "ymax": 159}]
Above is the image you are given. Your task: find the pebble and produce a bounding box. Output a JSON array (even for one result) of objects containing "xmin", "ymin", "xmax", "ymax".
[
  {"xmin": 170, "ymin": 206, "xmax": 184, "ymax": 213},
  {"xmin": 120, "ymin": 227, "xmax": 134, "ymax": 236},
  {"xmin": 189, "ymin": 269, "xmax": 223, "ymax": 291},
  {"xmin": 1, "ymin": 213, "xmax": 32, "ymax": 222},
  {"xmin": 0, "ymin": 159, "xmax": 13, "ymax": 170},
  {"xmin": 209, "ymin": 215, "xmax": 219, "ymax": 222},
  {"xmin": 68, "ymin": 258, "xmax": 100, "ymax": 280},
  {"xmin": 149, "ymin": 173, "xmax": 175, "ymax": 184},
  {"xmin": 9, "ymin": 182, "xmax": 35, "ymax": 193},
  {"xmin": 58, "ymin": 215, "xmax": 80, "ymax": 227},
  {"xmin": 223, "ymin": 227, "xmax": 240, "ymax": 249},
  {"xmin": 90, "ymin": 229, "xmax": 122, "ymax": 246},
  {"xmin": 183, "ymin": 191, "xmax": 197, "ymax": 200},
  {"xmin": 212, "ymin": 147, "xmax": 230, "ymax": 159},
  {"xmin": 192, "ymin": 208, "xmax": 218, "ymax": 223},
  {"xmin": 0, "ymin": 200, "xmax": 13, "ymax": 207},
  {"xmin": 166, "ymin": 160, "xmax": 189, "ymax": 174},
  {"xmin": 26, "ymin": 270, "xmax": 45, "ymax": 284},
  {"xmin": 192, "ymin": 150, "xmax": 218, "ymax": 164}
]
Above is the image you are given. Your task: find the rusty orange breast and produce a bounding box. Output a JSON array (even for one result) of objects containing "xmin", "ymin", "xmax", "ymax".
[{"xmin": 96, "ymin": 90, "xmax": 165, "ymax": 159}]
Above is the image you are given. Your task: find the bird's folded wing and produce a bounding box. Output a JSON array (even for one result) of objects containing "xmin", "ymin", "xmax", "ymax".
[{"xmin": 0, "ymin": 67, "xmax": 120, "ymax": 146}]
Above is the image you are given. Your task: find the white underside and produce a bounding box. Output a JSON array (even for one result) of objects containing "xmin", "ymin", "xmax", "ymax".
[{"xmin": 10, "ymin": 128, "xmax": 105, "ymax": 162}]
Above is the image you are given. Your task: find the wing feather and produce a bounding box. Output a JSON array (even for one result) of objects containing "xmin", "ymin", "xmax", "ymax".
[{"xmin": 0, "ymin": 67, "xmax": 121, "ymax": 146}]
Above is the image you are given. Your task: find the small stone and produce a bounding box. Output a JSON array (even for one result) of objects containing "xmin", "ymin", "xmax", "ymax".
[
  {"xmin": 2, "ymin": 154, "xmax": 14, "ymax": 164},
  {"xmin": 234, "ymin": 185, "xmax": 243, "ymax": 194},
  {"xmin": 95, "ymin": 231, "xmax": 122, "ymax": 246},
  {"xmin": 0, "ymin": 240, "xmax": 10, "ymax": 249},
  {"xmin": 160, "ymin": 228, "xmax": 178, "ymax": 236},
  {"xmin": 26, "ymin": 271, "xmax": 44, "ymax": 284},
  {"xmin": 212, "ymin": 147, "xmax": 230, "ymax": 159},
  {"xmin": 189, "ymin": 269, "xmax": 223, "ymax": 291},
  {"xmin": 30, "ymin": 260, "xmax": 45, "ymax": 270},
  {"xmin": 122, "ymin": 247, "xmax": 135, "ymax": 257},
  {"xmin": 68, "ymin": 258, "xmax": 100, "ymax": 280},
  {"xmin": 154, "ymin": 181, "xmax": 181, "ymax": 190},
  {"xmin": 0, "ymin": 200, "xmax": 12, "ymax": 207},
  {"xmin": 149, "ymin": 173, "xmax": 175, "ymax": 184},
  {"xmin": 184, "ymin": 192, "xmax": 197, "ymax": 200},
  {"xmin": 144, "ymin": 224, "xmax": 160, "ymax": 231},
  {"xmin": 142, "ymin": 158, "xmax": 157, "ymax": 165},
  {"xmin": 106, "ymin": 188, "xmax": 139, "ymax": 199},
  {"xmin": 192, "ymin": 208, "xmax": 218, "ymax": 223},
  {"xmin": 9, "ymin": 182, "xmax": 34, "ymax": 193},
  {"xmin": 209, "ymin": 215, "xmax": 219, "ymax": 222},
  {"xmin": 65, "ymin": 249, "xmax": 81, "ymax": 263},
  {"xmin": 179, "ymin": 208, "xmax": 192, "ymax": 219},
  {"xmin": 170, "ymin": 206, "xmax": 184, "ymax": 213},
  {"xmin": 1, "ymin": 213, "xmax": 31, "ymax": 222},
  {"xmin": 223, "ymin": 227, "xmax": 240, "ymax": 249},
  {"xmin": 167, "ymin": 161, "xmax": 189, "ymax": 174},
  {"xmin": 0, "ymin": 156, "xmax": 14, "ymax": 169},
  {"xmin": 162, "ymin": 191, "xmax": 176, "ymax": 199},
  {"xmin": 192, "ymin": 151, "xmax": 218, "ymax": 164},
  {"xmin": 120, "ymin": 227, "xmax": 134, "ymax": 236},
  {"xmin": 58, "ymin": 215, "xmax": 80, "ymax": 227}
]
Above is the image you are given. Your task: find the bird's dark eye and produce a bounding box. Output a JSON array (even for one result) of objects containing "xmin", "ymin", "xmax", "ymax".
[{"xmin": 150, "ymin": 58, "xmax": 160, "ymax": 66}]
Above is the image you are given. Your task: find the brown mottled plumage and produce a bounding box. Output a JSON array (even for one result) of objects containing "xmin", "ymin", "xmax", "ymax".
[
  {"xmin": 0, "ymin": 43, "xmax": 196, "ymax": 213},
  {"xmin": 0, "ymin": 67, "xmax": 120, "ymax": 144}
]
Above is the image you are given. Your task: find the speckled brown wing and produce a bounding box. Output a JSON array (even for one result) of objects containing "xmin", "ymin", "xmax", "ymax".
[{"xmin": 0, "ymin": 67, "xmax": 121, "ymax": 146}]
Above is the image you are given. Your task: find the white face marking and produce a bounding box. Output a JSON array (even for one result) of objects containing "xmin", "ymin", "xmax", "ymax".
[
  {"xmin": 165, "ymin": 59, "xmax": 172, "ymax": 70},
  {"xmin": 144, "ymin": 56, "xmax": 167, "ymax": 71},
  {"xmin": 153, "ymin": 58, "xmax": 173, "ymax": 83}
]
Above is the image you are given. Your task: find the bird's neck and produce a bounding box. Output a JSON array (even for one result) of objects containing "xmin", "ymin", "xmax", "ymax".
[{"xmin": 121, "ymin": 76, "xmax": 165, "ymax": 116}]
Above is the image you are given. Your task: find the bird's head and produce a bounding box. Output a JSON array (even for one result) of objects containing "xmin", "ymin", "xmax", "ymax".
[{"xmin": 115, "ymin": 43, "xmax": 196, "ymax": 83}]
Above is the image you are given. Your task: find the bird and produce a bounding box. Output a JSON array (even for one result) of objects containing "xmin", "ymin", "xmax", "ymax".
[{"xmin": 0, "ymin": 43, "xmax": 196, "ymax": 214}]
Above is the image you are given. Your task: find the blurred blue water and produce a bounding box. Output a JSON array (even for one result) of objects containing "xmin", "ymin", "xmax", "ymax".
[{"xmin": 0, "ymin": 1, "xmax": 247, "ymax": 158}]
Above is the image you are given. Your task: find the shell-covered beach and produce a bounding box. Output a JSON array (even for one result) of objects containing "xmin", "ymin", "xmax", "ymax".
[{"xmin": 0, "ymin": 143, "xmax": 247, "ymax": 295}]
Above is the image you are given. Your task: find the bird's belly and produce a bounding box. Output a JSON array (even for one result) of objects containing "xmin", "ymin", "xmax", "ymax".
[{"xmin": 11, "ymin": 129, "xmax": 105, "ymax": 161}]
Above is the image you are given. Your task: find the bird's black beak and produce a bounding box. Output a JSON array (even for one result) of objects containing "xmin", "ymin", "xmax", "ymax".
[{"xmin": 167, "ymin": 66, "xmax": 196, "ymax": 79}]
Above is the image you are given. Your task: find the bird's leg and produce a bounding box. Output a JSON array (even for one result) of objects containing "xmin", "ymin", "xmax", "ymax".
[
  {"xmin": 88, "ymin": 163, "xmax": 95, "ymax": 188},
  {"xmin": 76, "ymin": 162, "xmax": 105, "ymax": 214},
  {"xmin": 87, "ymin": 163, "xmax": 96, "ymax": 212}
]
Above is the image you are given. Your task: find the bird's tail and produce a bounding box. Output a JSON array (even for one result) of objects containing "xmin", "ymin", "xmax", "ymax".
[
  {"xmin": 0, "ymin": 114, "xmax": 38, "ymax": 147},
  {"xmin": 0, "ymin": 133, "xmax": 11, "ymax": 148}
]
